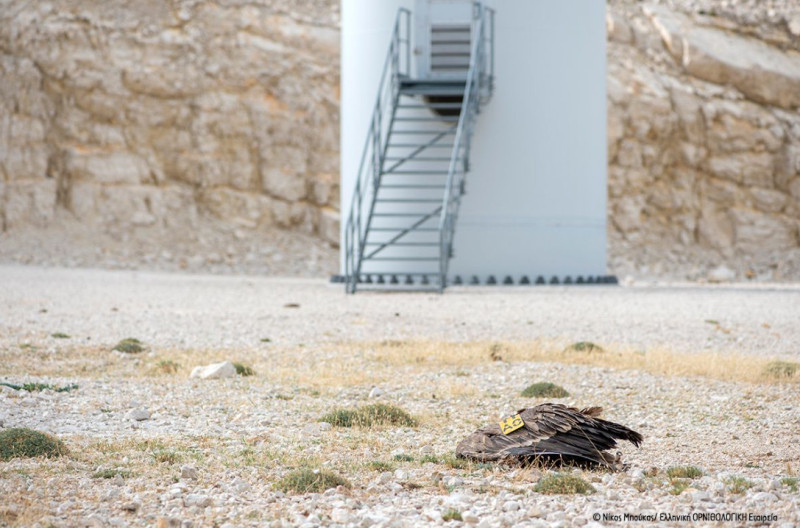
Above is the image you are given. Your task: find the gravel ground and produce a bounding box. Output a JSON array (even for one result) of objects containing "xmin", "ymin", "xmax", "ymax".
[{"xmin": 1, "ymin": 265, "xmax": 799, "ymax": 528}]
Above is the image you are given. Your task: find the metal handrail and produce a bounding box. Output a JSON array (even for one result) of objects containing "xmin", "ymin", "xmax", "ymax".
[
  {"xmin": 438, "ymin": 3, "xmax": 495, "ymax": 291},
  {"xmin": 344, "ymin": 8, "xmax": 411, "ymax": 293}
]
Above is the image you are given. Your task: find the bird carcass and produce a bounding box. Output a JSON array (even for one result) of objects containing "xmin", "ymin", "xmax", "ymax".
[{"xmin": 456, "ymin": 403, "xmax": 643, "ymax": 470}]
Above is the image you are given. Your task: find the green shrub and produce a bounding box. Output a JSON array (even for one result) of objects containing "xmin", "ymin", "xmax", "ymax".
[
  {"xmin": 233, "ymin": 363, "xmax": 255, "ymax": 376},
  {"xmin": 564, "ymin": 341, "xmax": 604, "ymax": 353},
  {"xmin": 533, "ymin": 473, "xmax": 595, "ymax": 495},
  {"xmin": 0, "ymin": 428, "xmax": 68, "ymax": 460},
  {"xmin": 763, "ymin": 361, "xmax": 798, "ymax": 379},
  {"xmin": 781, "ymin": 477, "xmax": 798, "ymax": 493},
  {"xmin": 521, "ymin": 382, "xmax": 569, "ymax": 398},
  {"xmin": 442, "ymin": 509, "xmax": 462, "ymax": 522},
  {"xmin": 0, "ymin": 382, "xmax": 78, "ymax": 393},
  {"xmin": 92, "ymin": 468, "xmax": 132, "ymax": 479},
  {"xmin": 276, "ymin": 469, "xmax": 350, "ymax": 494},
  {"xmin": 156, "ymin": 360, "xmax": 180, "ymax": 374},
  {"xmin": 367, "ymin": 461, "xmax": 394, "ymax": 472},
  {"xmin": 320, "ymin": 404, "xmax": 417, "ymax": 428},
  {"xmin": 725, "ymin": 476, "xmax": 753, "ymax": 494},
  {"xmin": 666, "ymin": 466, "xmax": 703, "ymax": 479},
  {"xmin": 112, "ymin": 338, "xmax": 145, "ymax": 354}
]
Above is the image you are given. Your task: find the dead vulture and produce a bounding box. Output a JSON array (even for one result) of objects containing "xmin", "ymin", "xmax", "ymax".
[{"xmin": 456, "ymin": 403, "xmax": 643, "ymax": 469}]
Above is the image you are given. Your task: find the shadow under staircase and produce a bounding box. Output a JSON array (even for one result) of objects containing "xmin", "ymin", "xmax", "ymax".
[{"xmin": 344, "ymin": 4, "xmax": 495, "ymax": 293}]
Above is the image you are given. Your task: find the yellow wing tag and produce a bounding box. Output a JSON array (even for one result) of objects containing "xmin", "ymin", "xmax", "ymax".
[{"xmin": 499, "ymin": 414, "xmax": 524, "ymax": 435}]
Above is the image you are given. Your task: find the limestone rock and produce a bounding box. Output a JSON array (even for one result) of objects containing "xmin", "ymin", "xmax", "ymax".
[
  {"xmin": 647, "ymin": 5, "xmax": 800, "ymax": 109},
  {"xmin": 190, "ymin": 361, "xmax": 237, "ymax": 380}
]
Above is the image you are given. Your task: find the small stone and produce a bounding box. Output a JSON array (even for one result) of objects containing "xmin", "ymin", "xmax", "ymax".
[
  {"xmin": 232, "ymin": 477, "xmax": 251, "ymax": 493},
  {"xmin": 503, "ymin": 501, "xmax": 520, "ymax": 512},
  {"xmin": 462, "ymin": 512, "xmax": 479, "ymax": 524},
  {"xmin": 127, "ymin": 408, "xmax": 150, "ymax": 421},
  {"xmin": 184, "ymin": 494, "xmax": 212, "ymax": 508},
  {"xmin": 789, "ymin": 16, "xmax": 800, "ymax": 37},
  {"xmin": 368, "ymin": 387, "xmax": 384, "ymax": 398},
  {"xmin": 121, "ymin": 501, "xmax": 140, "ymax": 512},
  {"xmin": 420, "ymin": 445, "xmax": 433, "ymax": 455},
  {"xmin": 331, "ymin": 508, "xmax": 349, "ymax": 524},
  {"xmin": 180, "ymin": 466, "xmax": 198, "ymax": 480},
  {"xmin": 751, "ymin": 491, "xmax": 778, "ymax": 502},
  {"xmin": 318, "ymin": 422, "xmax": 332, "ymax": 432},
  {"xmin": 708, "ymin": 265, "xmax": 735, "ymax": 283},
  {"xmin": 393, "ymin": 469, "xmax": 408, "ymax": 481},
  {"xmin": 190, "ymin": 361, "xmax": 237, "ymax": 379},
  {"xmin": 444, "ymin": 476, "xmax": 463, "ymax": 487},
  {"xmin": 156, "ymin": 516, "xmax": 182, "ymax": 528}
]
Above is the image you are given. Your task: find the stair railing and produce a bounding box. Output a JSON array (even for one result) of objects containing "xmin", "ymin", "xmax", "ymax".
[
  {"xmin": 344, "ymin": 8, "xmax": 411, "ymax": 293},
  {"xmin": 438, "ymin": 3, "xmax": 495, "ymax": 291}
]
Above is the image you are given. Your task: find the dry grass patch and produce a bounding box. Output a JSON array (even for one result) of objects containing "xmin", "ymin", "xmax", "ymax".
[
  {"xmin": 763, "ymin": 361, "xmax": 798, "ymax": 379},
  {"xmin": 276, "ymin": 469, "xmax": 350, "ymax": 494},
  {"xmin": 725, "ymin": 476, "xmax": 754, "ymax": 494},
  {"xmin": 564, "ymin": 341, "xmax": 604, "ymax": 353},
  {"xmin": 533, "ymin": 473, "xmax": 595, "ymax": 495},
  {"xmin": 666, "ymin": 466, "xmax": 703, "ymax": 479},
  {"xmin": 320, "ymin": 404, "xmax": 417, "ymax": 428},
  {"xmin": 0, "ymin": 428, "xmax": 68, "ymax": 461},
  {"xmin": 350, "ymin": 340, "xmax": 800, "ymax": 385}
]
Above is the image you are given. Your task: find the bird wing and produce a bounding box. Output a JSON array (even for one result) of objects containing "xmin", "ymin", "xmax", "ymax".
[{"xmin": 455, "ymin": 403, "xmax": 642, "ymax": 465}]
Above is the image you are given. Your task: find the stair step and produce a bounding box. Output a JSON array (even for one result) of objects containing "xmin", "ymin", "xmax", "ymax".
[
  {"xmin": 394, "ymin": 117, "xmax": 460, "ymax": 122},
  {"xmin": 387, "ymin": 144, "xmax": 454, "ymax": 149},
  {"xmin": 384, "ymin": 157, "xmax": 458, "ymax": 161},
  {"xmin": 391, "ymin": 130, "xmax": 457, "ymax": 134},
  {"xmin": 373, "ymin": 213, "xmax": 440, "ymax": 217},
  {"xmin": 400, "ymin": 88, "xmax": 466, "ymax": 96},
  {"xmin": 374, "ymin": 199, "xmax": 443, "ymax": 203},
  {"xmin": 363, "ymin": 257, "xmax": 440, "ymax": 261},
  {"xmin": 382, "ymin": 170, "xmax": 451, "ymax": 175},
  {"xmin": 364, "ymin": 242, "xmax": 438, "ymax": 246},
  {"xmin": 370, "ymin": 227, "xmax": 439, "ymax": 231},
  {"xmin": 379, "ymin": 184, "xmax": 447, "ymax": 189},
  {"xmin": 397, "ymin": 103, "xmax": 464, "ymax": 109}
]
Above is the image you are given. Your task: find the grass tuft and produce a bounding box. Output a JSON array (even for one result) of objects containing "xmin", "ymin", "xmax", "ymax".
[
  {"xmin": 724, "ymin": 476, "xmax": 753, "ymax": 494},
  {"xmin": 367, "ymin": 461, "xmax": 394, "ymax": 472},
  {"xmin": 781, "ymin": 477, "xmax": 798, "ymax": 493},
  {"xmin": 233, "ymin": 362, "xmax": 255, "ymax": 376},
  {"xmin": 666, "ymin": 466, "xmax": 703, "ymax": 479},
  {"xmin": 442, "ymin": 509, "xmax": 462, "ymax": 522},
  {"xmin": 0, "ymin": 428, "xmax": 68, "ymax": 461},
  {"xmin": 763, "ymin": 361, "xmax": 798, "ymax": 379},
  {"xmin": 564, "ymin": 341, "xmax": 604, "ymax": 353},
  {"xmin": 420, "ymin": 455, "xmax": 439, "ymax": 464},
  {"xmin": 1, "ymin": 381, "xmax": 78, "ymax": 393},
  {"xmin": 276, "ymin": 469, "xmax": 350, "ymax": 494},
  {"xmin": 320, "ymin": 403, "xmax": 417, "ymax": 428},
  {"xmin": 156, "ymin": 360, "xmax": 180, "ymax": 374},
  {"xmin": 521, "ymin": 382, "xmax": 570, "ymax": 398},
  {"xmin": 669, "ymin": 479, "xmax": 691, "ymax": 495},
  {"xmin": 51, "ymin": 332, "xmax": 70, "ymax": 339},
  {"xmin": 393, "ymin": 454, "xmax": 414, "ymax": 462},
  {"xmin": 92, "ymin": 468, "xmax": 132, "ymax": 479},
  {"xmin": 112, "ymin": 338, "xmax": 145, "ymax": 354},
  {"xmin": 533, "ymin": 473, "xmax": 595, "ymax": 495}
]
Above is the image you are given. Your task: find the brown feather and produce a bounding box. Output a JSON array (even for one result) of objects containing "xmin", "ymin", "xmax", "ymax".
[{"xmin": 455, "ymin": 403, "xmax": 643, "ymax": 469}]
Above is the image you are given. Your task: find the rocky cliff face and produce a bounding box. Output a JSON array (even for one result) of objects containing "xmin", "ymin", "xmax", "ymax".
[
  {"xmin": 1, "ymin": 0, "xmax": 799, "ymax": 280},
  {"xmin": 0, "ymin": 0, "xmax": 340, "ymax": 248},
  {"xmin": 607, "ymin": 0, "xmax": 800, "ymax": 281}
]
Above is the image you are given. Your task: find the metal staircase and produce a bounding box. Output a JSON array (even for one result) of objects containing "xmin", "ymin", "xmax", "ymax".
[{"xmin": 344, "ymin": 3, "xmax": 495, "ymax": 293}]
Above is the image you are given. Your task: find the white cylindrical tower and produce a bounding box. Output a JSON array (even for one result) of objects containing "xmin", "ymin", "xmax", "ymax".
[{"xmin": 341, "ymin": 0, "xmax": 607, "ymax": 285}]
